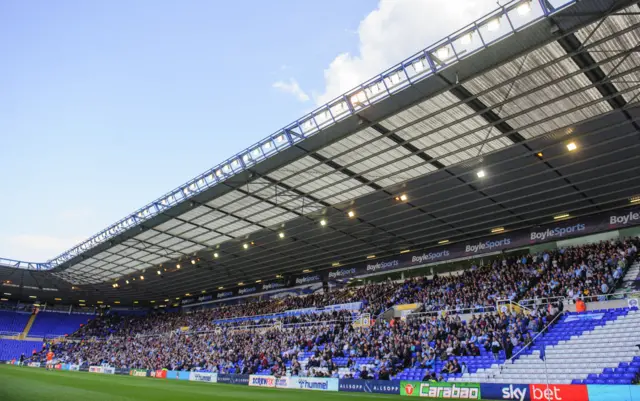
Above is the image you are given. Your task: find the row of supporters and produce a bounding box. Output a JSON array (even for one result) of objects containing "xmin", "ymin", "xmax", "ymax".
[
  {"xmin": 6, "ymin": 363, "xmax": 639, "ymax": 401},
  {"xmin": 180, "ymin": 206, "xmax": 640, "ymax": 304}
]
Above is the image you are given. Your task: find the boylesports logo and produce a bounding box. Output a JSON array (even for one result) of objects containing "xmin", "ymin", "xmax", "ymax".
[
  {"xmin": 328, "ymin": 268, "xmax": 356, "ymax": 279},
  {"xmin": 530, "ymin": 224, "xmax": 585, "ymax": 242},
  {"xmin": 610, "ymin": 212, "xmax": 640, "ymax": 226},
  {"xmin": 465, "ymin": 238, "xmax": 511, "ymax": 253},
  {"xmin": 238, "ymin": 287, "xmax": 257, "ymax": 295},
  {"xmin": 295, "ymin": 275, "xmax": 320, "ymax": 285},
  {"xmin": 261, "ymin": 282, "xmax": 284, "ymax": 291},
  {"xmin": 216, "ymin": 291, "xmax": 233, "ymax": 299},
  {"xmin": 411, "ymin": 250, "xmax": 450, "ymax": 264},
  {"xmin": 366, "ymin": 260, "xmax": 399, "ymax": 272}
]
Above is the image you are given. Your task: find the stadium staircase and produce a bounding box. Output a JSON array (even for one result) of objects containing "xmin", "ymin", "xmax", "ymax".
[
  {"xmin": 19, "ymin": 313, "xmax": 37, "ymax": 339},
  {"xmin": 451, "ymin": 308, "xmax": 640, "ymax": 385}
]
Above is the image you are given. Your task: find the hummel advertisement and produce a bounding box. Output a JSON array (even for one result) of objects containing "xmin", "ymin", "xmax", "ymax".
[{"xmin": 177, "ymin": 206, "xmax": 640, "ymax": 307}]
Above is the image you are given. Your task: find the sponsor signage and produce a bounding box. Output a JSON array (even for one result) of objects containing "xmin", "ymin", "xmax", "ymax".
[
  {"xmin": 401, "ymin": 381, "xmax": 481, "ymax": 399},
  {"xmin": 480, "ymin": 384, "xmax": 530, "ymax": 401},
  {"xmin": 28, "ymin": 362, "xmax": 41, "ymax": 368},
  {"xmin": 130, "ymin": 369, "xmax": 149, "ymax": 377},
  {"xmin": 103, "ymin": 367, "xmax": 115, "ymax": 375},
  {"xmin": 89, "ymin": 366, "xmax": 103, "ymax": 373},
  {"xmin": 217, "ymin": 374, "xmax": 250, "ymax": 385},
  {"xmin": 290, "ymin": 377, "xmax": 339, "ymax": 392},
  {"xmin": 177, "ymin": 206, "xmax": 640, "ymax": 306},
  {"xmin": 565, "ymin": 313, "xmax": 604, "ymax": 322},
  {"xmin": 189, "ymin": 372, "xmax": 217, "ymax": 383},
  {"xmin": 69, "ymin": 364, "xmax": 80, "ymax": 371},
  {"xmin": 339, "ymin": 379, "xmax": 401, "ymax": 394},
  {"xmin": 529, "ymin": 384, "xmax": 588, "ymax": 401},
  {"xmin": 587, "ymin": 384, "xmax": 640, "ymax": 401},
  {"xmin": 152, "ymin": 370, "xmax": 167, "ymax": 379},
  {"xmin": 248, "ymin": 375, "xmax": 276, "ymax": 388}
]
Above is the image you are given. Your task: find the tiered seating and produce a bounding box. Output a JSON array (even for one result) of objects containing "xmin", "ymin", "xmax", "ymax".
[
  {"xmin": 28, "ymin": 312, "xmax": 93, "ymax": 338},
  {"xmin": 0, "ymin": 310, "xmax": 30, "ymax": 335},
  {"xmin": 453, "ymin": 308, "xmax": 640, "ymax": 384},
  {"xmin": 0, "ymin": 340, "xmax": 37, "ymax": 361}
]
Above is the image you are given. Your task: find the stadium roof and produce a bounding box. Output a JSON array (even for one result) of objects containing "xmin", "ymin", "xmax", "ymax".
[{"xmin": 2, "ymin": 0, "xmax": 640, "ymax": 305}]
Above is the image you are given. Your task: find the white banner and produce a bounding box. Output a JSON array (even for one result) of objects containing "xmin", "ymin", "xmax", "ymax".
[
  {"xmin": 249, "ymin": 375, "xmax": 276, "ymax": 387},
  {"xmin": 565, "ymin": 313, "xmax": 604, "ymax": 322},
  {"xmin": 69, "ymin": 364, "xmax": 80, "ymax": 371},
  {"xmin": 289, "ymin": 377, "xmax": 339, "ymax": 391},
  {"xmin": 276, "ymin": 377, "xmax": 291, "ymax": 388},
  {"xmin": 188, "ymin": 372, "xmax": 218, "ymax": 383},
  {"xmin": 28, "ymin": 362, "xmax": 41, "ymax": 368},
  {"xmin": 103, "ymin": 367, "xmax": 115, "ymax": 375},
  {"xmin": 89, "ymin": 366, "xmax": 103, "ymax": 373}
]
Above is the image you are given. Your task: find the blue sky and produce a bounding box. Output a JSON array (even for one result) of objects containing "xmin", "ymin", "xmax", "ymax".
[{"xmin": 0, "ymin": 0, "xmax": 497, "ymax": 262}]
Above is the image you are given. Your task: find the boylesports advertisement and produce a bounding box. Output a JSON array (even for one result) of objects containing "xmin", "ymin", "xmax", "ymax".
[
  {"xmin": 177, "ymin": 206, "xmax": 640, "ymax": 306},
  {"xmin": 89, "ymin": 366, "xmax": 115, "ymax": 374}
]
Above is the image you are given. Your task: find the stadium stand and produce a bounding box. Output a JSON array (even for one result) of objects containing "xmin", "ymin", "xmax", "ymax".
[
  {"xmin": 453, "ymin": 305, "xmax": 640, "ymax": 385},
  {"xmin": 28, "ymin": 312, "xmax": 94, "ymax": 339},
  {"xmin": 0, "ymin": 339, "xmax": 36, "ymax": 362},
  {"xmin": 0, "ymin": 310, "xmax": 30, "ymax": 335},
  {"xmin": 18, "ymin": 239, "xmax": 637, "ymax": 383}
]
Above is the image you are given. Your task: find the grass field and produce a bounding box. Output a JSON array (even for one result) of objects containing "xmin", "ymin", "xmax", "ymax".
[{"xmin": 0, "ymin": 365, "xmax": 416, "ymax": 401}]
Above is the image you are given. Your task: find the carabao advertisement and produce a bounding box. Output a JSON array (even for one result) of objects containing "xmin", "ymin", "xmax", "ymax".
[{"xmin": 400, "ymin": 381, "xmax": 481, "ymax": 399}]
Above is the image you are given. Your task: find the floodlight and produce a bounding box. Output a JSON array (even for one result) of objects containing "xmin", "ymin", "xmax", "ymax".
[
  {"xmin": 477, "ymin": 170, "xmax": 486, "ymax": 178},
  {"xmin": 487, "ymin": 18, "xmax": 500, "ymax": 31},
  {"xmin": 436, "ymin": 46, "xmax": 450, "ymax": 60},
  {"xmin": 517, "ymin": 1, "xmax": 532, "ymax": 16},
  {"xmin": 567, "ymin": 142, "xmax": 577, "ymax": 151}
]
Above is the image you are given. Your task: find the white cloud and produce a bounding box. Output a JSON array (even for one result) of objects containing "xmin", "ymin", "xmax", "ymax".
[
  {"xmin": 272, "ymin": 78, "xmax": 310, "ymax": 102},
  {"xmin": 315, "ymin": 0, "xmax": 498, "ymax": 105}
]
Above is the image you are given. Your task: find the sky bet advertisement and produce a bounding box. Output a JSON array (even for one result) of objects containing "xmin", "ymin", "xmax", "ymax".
[{"xmin": 178, "ymin": 206, "xmax": 640, "ymax": 306}]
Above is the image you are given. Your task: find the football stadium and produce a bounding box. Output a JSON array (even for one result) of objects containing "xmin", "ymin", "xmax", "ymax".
[{"xmin": 2, "ymin": 0, "xmax": 640, "ymax": 400}]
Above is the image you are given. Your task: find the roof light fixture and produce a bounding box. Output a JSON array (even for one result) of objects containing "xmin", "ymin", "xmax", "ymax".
[
  {"xmin": 278, "ymin": 232, "xmax": 285, "ymax": 239},
  {"xmin": 331, "ymin": 262, "xmax": 340, "ymax": 267},
  {"xmin": 491, "ymin": 227, "xmax": 505, "ymax": 233},
  {"xmin": 238, "ymin": 282, "xmax": 244, "ymax": 286},
  {"xmin": 157, "ymin": 270, "xmax": 161, "ymax": 275},
  {"xmin": 302, "ymin": 269, "xmax": 312, "ymax": 273},
  {"xmin": 139, "ymin": 275, "xmax": 144, "ymax": 280},
  {"xmin": 460, "ymin": 32, "xmax": 473, "ymax": 45},
  {"xmin": 567, "ymin": 142, "xmax": 577, "ymax": 151},
  {"xmin": 487, "ymin": 18, "xmax": 500, "ymax": 32},
  {"xmin": 191, "ymin": 259, "xmax": 196, "ymax": 265},
  {"xmin": 517, "ymin": 1, "xmax": 532, "ymax": 16},
  {"xmin": 630, "ymin": 196, "xmax": 640, "ymax": 204},
  {"xmin": 438, "ymin": 239, "xmax": 450, "ymax": 244},
  {"xmin": 176, "ymin": 264, "xmax": 181, "ymax": 269},
  {"xmin": 320, "ymin": 219, "xmax": 327, "ymax": 226},
  {"xmin": 213, "ymin": 252, "xmax": 219, "ymax": 258},
  {"xmin": 366, "ymin": 255, "xmax": 376, "ymax": 259},
  {"xmin": 29, "ymin": 296, "xmax": 37, "ymax": 299},
  {"xmin": 347, "ymin": 210, "xmax": 355, "ymax": 218},
  {"xmin": 256, "ymin": 280, "xmax": 262, "ymax": 283},
  {"xmin": 477, "ymin": 170, "xmax": 486, "ymax": 178},
  {"xmin": 554, "ymin": 214, "xmax": 570, "ymax": 220},
  {"xmin": 436, "ymin": 46, "xmax": 450, "ymax": 60},
  {"xmin": 243, "ymin": 243, "xmax": 249, "ymax": 250},
  {"xmin": 400, "ymin": 249, "xmax": 411, "ymax": 254},
  {"xmin": 218, "ymin": 286, "xmax": 224, "ymax": 290},
  {"xmin": 125, "ymin": 280, "xmax": 129, "ymax": 284}
]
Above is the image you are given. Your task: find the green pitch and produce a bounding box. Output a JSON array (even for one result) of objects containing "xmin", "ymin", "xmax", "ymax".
[{"xmin": 0, "ymin": 365, "xmax": 406, "ymax": 401}]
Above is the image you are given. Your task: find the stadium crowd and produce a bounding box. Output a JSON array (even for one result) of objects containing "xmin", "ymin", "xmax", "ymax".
[{"xmin": 27, "ymin": 238, "xmax": 638, "ymax": 380}]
